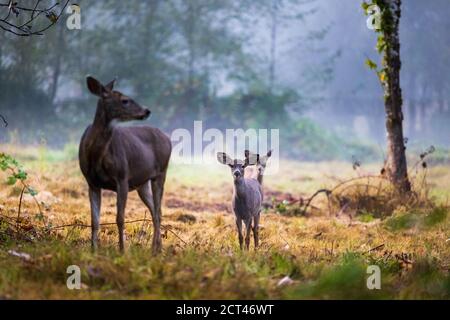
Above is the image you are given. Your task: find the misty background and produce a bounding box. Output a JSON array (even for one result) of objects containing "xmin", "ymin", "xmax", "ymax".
[{"xmin": 0, "ymin": 0, "xmax": 448, "ymax": 161}]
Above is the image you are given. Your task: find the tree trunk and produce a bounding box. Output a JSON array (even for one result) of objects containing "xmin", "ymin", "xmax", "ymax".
[
  {"xmin": 49, "ymin": 22, "xmax": 65, "ymax": 104},
  {"xmin": 136, "ymin": 0, "xmax": 159, "ymax": 96},
  {"xmin": 269, "ymin": 0, "xmax": 278, "ymax": 91},
  {"xmin": 182, "ymin": 0, "xmax": 197, "ymax": 121},
  {"xmin": 382, "ymin": 0, "xmax": 411, "ymax": 193}
]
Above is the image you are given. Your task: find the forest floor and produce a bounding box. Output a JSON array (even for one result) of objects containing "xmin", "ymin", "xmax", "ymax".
[{"xmin": 0, "ymin": 144, "xmax": 449, "ymax": 299}]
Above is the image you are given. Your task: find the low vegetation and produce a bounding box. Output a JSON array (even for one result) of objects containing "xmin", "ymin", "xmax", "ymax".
[{"xmin": 0, "ymin": 144, "xmax": 449, "ymax": 299}]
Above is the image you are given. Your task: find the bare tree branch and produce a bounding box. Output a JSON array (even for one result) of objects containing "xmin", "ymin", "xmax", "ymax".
[
  {"xmin": 0, "ymin": 0, "xmax": 69, "ymax": 37},
  {"xmin": 0, "ymin": 114, "xmax": 7, "ymax": 127}
]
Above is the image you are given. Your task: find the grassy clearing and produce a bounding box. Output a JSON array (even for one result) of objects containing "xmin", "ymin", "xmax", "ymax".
[{"xmin": 0, "ymin": 144, "xmax": 449, "ymax": 299}]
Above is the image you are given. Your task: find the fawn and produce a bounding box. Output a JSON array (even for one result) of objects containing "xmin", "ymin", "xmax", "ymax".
[
  {"xmin": 245, "ymin": 150, "xmax": 272, "ymax": 187},
  {"xmin": 79, "ymin": 76, "xmax": 171, "ymax": 254},
  {"xmin": 217, "ymin": 152, "xmax": 263, "ymax": 250}
]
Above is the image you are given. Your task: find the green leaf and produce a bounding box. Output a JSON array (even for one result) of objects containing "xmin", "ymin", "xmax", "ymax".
[
  {"xmin": 376, "ymin": 35, "xmax": 386, "ymax": 53},
  {"xmin": 361, "ymin": 2, "xmax": 370, "ymax": 12},
  {"xmin": 378, "ymin": 70, "xmax": 387, "ymax": 83},
  {"xmin": 6, "ymin": 176, "xmax": 17, "ymax": 185},
  {"xmin": 365, "ymin": 59, "xmax": 378, "ymax": 70},
  {"xmin": 15, "ymin": 169, "xmax": 28, "ymax": 181}
]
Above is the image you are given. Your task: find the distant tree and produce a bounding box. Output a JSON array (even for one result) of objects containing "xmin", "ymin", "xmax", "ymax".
[
  {"xmin": 401, "ymin": 0, "xmax": 450, "ymax": 142},
  {"xmin": 0, "ymin": 0, "xmax": 333, "ymax": 149},
  {"xmin": 364, "ymin": 0, "xmax": 411, "ymax": 193},
  {"xmin": 0, "ymin": 0, "xmax": 70, "ymax": 142}
]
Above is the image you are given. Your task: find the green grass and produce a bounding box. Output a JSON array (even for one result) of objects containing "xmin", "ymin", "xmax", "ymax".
[
  {"xmin": 358, "ymin": 211, "xmax": 376, "ymax": 223},
  {"xmin": 0, "ymin": 143, "xmax": 449, "ymax": 299},
  {"xmin": 286, "ymin": 253, "xmax": 387, "ymax": 299},
  {"xmin": 385, "ymin": 205, "xmax": 449, "ymax": 231},
  {"xmin": 385, "ymin": 212, "xmax": 420, "ymax": 231},
  {"xmin": 423, "ymin": 207, "xmax": 448, "ymax": 227},
  {"xmin": 2, "ymin": 237, "xmax": 448, "ymax": 299}
]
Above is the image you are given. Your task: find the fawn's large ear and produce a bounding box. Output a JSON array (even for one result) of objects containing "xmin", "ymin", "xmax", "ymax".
[
  {"xmin": 86, "ymin": 76, "xmax": 107, "ymax": 97},
  {"xmin": 244, "ymin": 150, "xmax": 259, "ymax": 166},
  {"xmin": 104, "ymin": 78, "xmax": 116, "ymax": 91},
  {"xmin": 259, "ymin": 150, "xmax": 273, "ymax": 166},
  {"xmin": 217, "ymin": 152, "xmax": 233, "ymax": 166}
]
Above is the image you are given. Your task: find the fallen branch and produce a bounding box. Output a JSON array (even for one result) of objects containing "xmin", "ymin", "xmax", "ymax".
[
  {"xmin": 300, "ymin": 188, "xmax": 331, "ymax": 215},
  {"xmin": 366, "ymin": 243, "xmax": 385, "ymax": 253}
]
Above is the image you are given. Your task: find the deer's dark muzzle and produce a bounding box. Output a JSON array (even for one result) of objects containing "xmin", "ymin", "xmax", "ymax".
[{"xmin": 139, "ymin": 109, "xmax": 151, "ymax": 120}]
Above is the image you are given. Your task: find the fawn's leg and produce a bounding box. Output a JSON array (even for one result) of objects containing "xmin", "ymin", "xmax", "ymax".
[
  {"xmin": 244, "ymin": 219, "xmax": 253, "ymax": 250},
  {"xmin": 116, "ymin": 180, "xmax": 129, "ymax": 252},
  {"xmin": 236, "ymin": 217, "xmax": 243, "ymax": 250},
  {"xmin": 89, "ymin": 186, "xmax": 101, "ymax": 251},
  {"xmin": 150, "ymin": 172, "xmax": 166, "ymax": 254},
  {"xmin": 253, "ymin": 212, "xmax": 260, "ymax": 249}
]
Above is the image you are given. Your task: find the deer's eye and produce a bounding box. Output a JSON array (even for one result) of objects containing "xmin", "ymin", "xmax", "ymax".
[{"xmin": 121, "ymin": 99, "xmax": 130, "ymax": 106}]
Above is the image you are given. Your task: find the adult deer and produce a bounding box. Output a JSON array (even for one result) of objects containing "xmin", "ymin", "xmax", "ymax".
[{"xmin": 79, "ymin": 76, "xmax": 171, "ymax": 254}]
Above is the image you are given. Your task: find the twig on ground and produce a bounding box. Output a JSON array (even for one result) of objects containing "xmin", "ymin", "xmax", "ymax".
[
  {"xmin": 0, "ymin": 213, "xmax": 189, "ymax": 246},
  {"xmin": 366, "ymin": 243, "xmax": 385, "ymax": 253},
  {"xmin": 16, "ymin": 186, "xmax": 25, "ymax": 233}
]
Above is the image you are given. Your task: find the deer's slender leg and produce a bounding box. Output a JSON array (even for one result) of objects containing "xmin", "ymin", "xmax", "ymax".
[
  {"xmin": 244, "ymin": 219, "xmax": 253, "ymax": 250},
  {"xmin": 150, "ymin": 173, "xmax": 166, "ymax": 254},
  {"xmin": 89, "ymin": 186, "xmax": 101, "ymax": 251},
  {"xmin": 236, "ymin": 217, "xmax": 243, "ymax": 250},
  {"xmin": 137, "ymin": 182, "xmax": 157, "ymax": 249},
  {"xmin": 116, "ymin": 180, "xmax": 129, "ymax": 252},
  {"xmin": 253, "ymin": 211, "xmax": 260, "ymax": 249},
  {"xmin": 137, "ymin": 182, "xmax": 156, "ymax": 217}
]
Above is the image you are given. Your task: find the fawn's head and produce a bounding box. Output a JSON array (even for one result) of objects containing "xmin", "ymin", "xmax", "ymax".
[
  {"xmin": 245, "ymin": 150, "xmax": 272, "ymax": 175},
  {"xmin": 87, "ymin": 76, "xmax": 150, "ymax": 122},
  {"xmin": 217, "ymin": 152, "xmax": 249, "ymax": 181}
]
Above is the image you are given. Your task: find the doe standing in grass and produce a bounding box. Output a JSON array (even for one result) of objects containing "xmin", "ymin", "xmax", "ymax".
[
  {"xmin": 217, "ymin": 152, "xmax": 264, "ymax": 250},
  {"xmin": 79, "ymin": 76, "xmax": 171, "ymax": 254}
]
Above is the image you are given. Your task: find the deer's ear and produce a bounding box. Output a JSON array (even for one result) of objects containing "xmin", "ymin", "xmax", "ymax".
[
  {"xmin": 217, "ymin": 152, "xmax": 232, "ymax": 166},
  {"xmin": 86, "ymin": 76, "xmax": 107, "ymax": 97},
  {"xmin": 259, "ymin": 150, "xmax": 272, "ymax": 165},
  {"xmin": 105, "ymin": 78, "xmax": 116, "ymax": 91},
  {"xmin": 244, "ymin": 150, "xmax": 258, "ymax": 166}
]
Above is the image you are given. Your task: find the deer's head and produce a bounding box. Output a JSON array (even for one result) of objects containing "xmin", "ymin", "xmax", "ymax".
[
  {"xmin": 86, "ymin": 76, "xmax": 150, "ymax": 122},
  {"xmin": 217, "ymin": 152, "xmax": 249, "ymax": 181},
  {"xmin": 245, "ymin": 150, "xmax": 272, "ymax": 176}
]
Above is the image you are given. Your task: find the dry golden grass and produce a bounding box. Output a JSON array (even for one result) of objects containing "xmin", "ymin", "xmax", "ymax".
[{"xmin": 0, "ymin": 144, "xmax": 449, "ymax": 299}]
